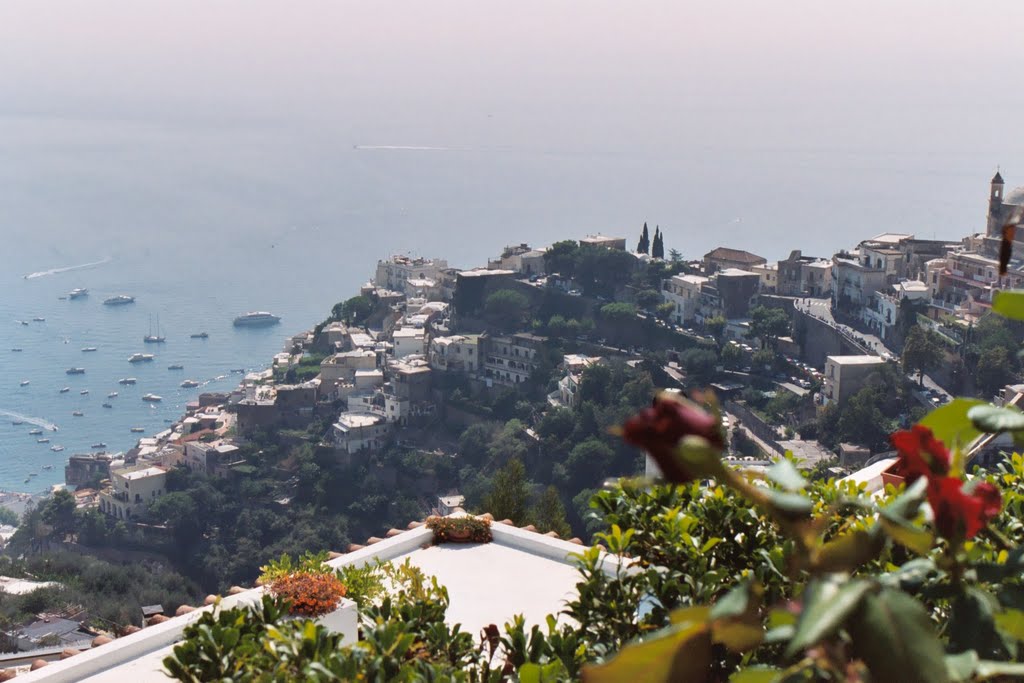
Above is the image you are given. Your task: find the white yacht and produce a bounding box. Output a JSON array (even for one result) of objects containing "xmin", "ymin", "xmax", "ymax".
[
  {"xmin": 130, "ymin": 427, "xmax": 145, "ymax": 433},
  {"xmin": 59, "ymin": 387, "xmax": 70, "ymax": 393},
  {"xmin": 19, "ymin": 380, "xmax": 29, "ymax": 387},
  {"xmin": 50, "ymin": 445, "xmax": 64, "ymax": 452},
  {"xmin": 29, "ymin": 429, "xmax": 42, "ymax": 435},
  {"xmin": 142, "ymin": 393, "xmax": 162, "ymax": 402},
  {"xmin": 32, "ymin": 317, "xmax": 45, "ymax": 322},
  {"xmin": 79, "ymin": 389, "xmax": 89, "ymax": 395},
  {"xmin": 69, "ymin": 288, "xmax": 88, "ymax": 299},
  {"xmin": 118, "ymin": 377, "xmax": 137, "ymax": 385},
  {"xmin": 103, "ymin": 295, "xmax": 135, "ymax": 306},
  {"xmin": 72, "ymin": 411, "xmax": 83, "ymax": 417},
  {"xmin": 180, "ymin": 379, "xmax": 199, "ymax": 388},
  {"xmin": 128, "ymin": 353, "xmax": 154, "ymax": 363},
  {"xmin": 233, "ymin": 311, "xmax": 281, "ymax": 327},
  {"xmin": 37, "ymin": 438, "xmax": 50, "ymax": 444},
  {"xmin": 107, "ymin": 391, "xmax": 118, "ymax": 398},
  {"xmin": 81, "ymin": 347, "xmax": 98, "ymax": 352}
]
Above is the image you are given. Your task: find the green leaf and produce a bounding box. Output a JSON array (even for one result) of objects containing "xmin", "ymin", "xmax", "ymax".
[
  {"xmin": 668, "ymin": 605, "xmax": 710, "ymax": 626},
  {"xmin": 729, "ymin": 667, "xmax": 782, "ymax": 683},
  {"xmin": 785, "ymin": 578, "xmax": 872, "ymax": 658},
  {"xmin": 944, "ymin": 650, "xmax": 979, "ymax": 683},
  {"xmin": 992, "ymin": 289, "xmax": 1024, "ymax": 321},
  {"xmin": 995, "ymin": 608, "xmax": 1024, "ymax": 642},
  {"xmin": 918, "ymin": 398, "xmax": 986, "ymax": 449},
  {"xmin": 710, "ymin": 582, "xmax": 754, "ymax": 621},
  {"xmin": 713, "ymin": 621, "xmax": 764, "ymax": 653},
  {"xmin": 766, "ymin": 459, "xmax": 807, "ymax": 491},
  {"xmin": 968, "ymin": 404, "xmax": 1024, "ymax": 434},
  {"xmin": 764, "ymin": 490, "xmax": 814, "ymax": 520},
  {"xmin": 880, "ymin": 516, "xmax": 934, "ymax": 556},
  {"xmin": 813, "ymin": 528, "xmax": 884, "ymax": 572},
  {"xmin": 848, "ymin": 588, "xmax": 950, "ymax": 683},
  {"xmin": 582, "ymin": 622, "xmax": 712, "ymax": 683},
  {"xmin": 881, "ymin": 476, "xmax": 928, "ymax": 522},
  {"xmin": 948, "ymin": 588, "xmax": 1009, "ymax": 660}
]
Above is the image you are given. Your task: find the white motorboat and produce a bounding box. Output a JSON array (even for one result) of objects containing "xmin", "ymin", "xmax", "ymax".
[
  {"xmin": 108, "ymin": 392, "xmax": 118, "ymax": 398},
  {"xmin": 142, "ymin": 393, "xmax": 162, "ymax": 402},
  {"xmin": 180, "ymin": 379, "xmax": 199, "ymax": 388},
  {"xmin": 19, "ymin": 380, "xmax": 29, "ymax": 387},
  {"xmin": 81, "ymin": 347, "xmax": 98, "ymax": 352},
  {"xmin": 118, "ymin": 378, "xmax": 137, "ymax": 385},
  {"xmin": 37, "ymin": 438, "xmax": 50, "ymax": 444},
  {"xmin": 32, "ymin": 317, "xmax": 45, "ymax": 322},
  {"xmin": 60, "ymin": 387, "xmax": 70, "ymax": 393},
  {"xmin": 233, "ymin": 311, "xmax": 281, "ymax": 327},
  {"xmin": 50, "ymin": 445, "xmax": 64, "ymax": 452},
  {"xmin": 29, "ymin": 429, "xmax": 42, "ymax": 435},
  {"xmin": 103, "ymin": 295, "xmax": 135, "ymax": 305},
  {"xmin": 168, "ymin": 364, "xmax": 184, "ymax": 370},
  {"xmin": 72, "ymin": 411, "xmax": 83, "ymax": 416},
  {"xmin": 69, "ymin": 288, "xmax": 88, "ymax": 299},
  {"xmin": 79, "ymin": 390, "xmax": 89, "ymax": 395},
  {"xmin": 128, "ymin": 353, "xmax": 154, "ymax": 363},
  {"xmin": 130, "ymin": 427, "xmax": 145, "ymax": 433}
]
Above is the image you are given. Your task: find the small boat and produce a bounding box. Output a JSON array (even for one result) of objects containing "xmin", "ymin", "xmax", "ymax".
[
  {"xmin": 102, "ymin": 403, "xmax": 113, "ymax": 409},
  {"xmin": 28, "ymin": 473, "xmax": 37, "ymax": 477},
  {"xmin": 58, "ymin": 296, "xmax": 67, "ymax": 300},
  {"xmin": 50, "ymin": 445, "xmax": 64, "ymax": 452},
  {"xmin": 128, "ymin": 353, "xmax": 154, "ymax": 363},
  {"xmin": 17, "ymin": 320, "xmax": 28, "ymax": 326},
  {"xmin": 163, "ymin": 419, "xmax": 175, "ymax": 423},
  {"xmin": 190, "ymin": 332, "xmax": 209, "ymax": 339},
  {"xmin": 72, "ymin": 411, "xmax": 83, "ymax": 417},
  {"xmin": 231, "ymin": 368, "xmax": 246, "ymax": 374},
  {"xmin": 29, "ymin": 429, "xmax": 42, "ymax": 435},
  {"xmin": 130, "ymin": 427, "xmax": 145, "ymax": 433},
  {"xmin": 37, "ymin": 438, "xmax": 50, "ymax": 444},
  {"xmin": 142, "ymin": 393, "xmax": 162, "ymax": 402},
  {"xmin": 42, "ymin": 465, "xmax": 53, "ymax": 470},
  {"xmin": 11, "ymin": 419, "xmax": 24, "ymax": 426},
  {"xmin": 32, "ymin": 317, "xmax": 45, "ymax": 322},
  {"xmin": 107, "ymin": 392, "xmax": 118, "ymax": 398},
  {"xmin": 180, "ymin": 380, "xmax": 199, "ymax": 388},
  {"xmin": 19, "ymin": 380, "xmax": 29, "ymax": 387},
  {"xmin": 167, "ymin": 364, "xmax": 184, "ymax": 370},
  {"xmin": 103, "ymin": 295, "xmax": 135, "ymax": 306},
  {"xmin": 23, "ymin": 478, "xmax": 29, "ymax": 484},
  {"xmin": 80, "ymin": 389, "xmax": 89, "ymax": 395},
  {"xmin": 69, "ymin": 288, "xmax": 88, "ymax": 299},
  {"xmin": 10, "ymin": 348, "xmax": 22, "ymax": 352},
  {"xmin": 60, "ymin": 387, "xmax": 70, "ymax": 393},
  {"xmin": 91, "ymin": 442, "xmax": 106, "ymax": 449},
  {"xmin": 118, "ymin": 378, "xmax": 137, "ymax": 385},
  {"xmin": 81, "ymin": 347, "xmax": 98, "ymax": 352},
  {"xmin": 66, "ymin": 368, "xmax": 85, "ymax": 375}
]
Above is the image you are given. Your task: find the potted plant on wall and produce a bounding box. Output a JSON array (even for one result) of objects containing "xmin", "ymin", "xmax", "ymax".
[
  {"xmin": 260, "ymin": 551, "xmax": 350, "ymax": 633},
  {"xmin": 426, "ymin": 515, "xmax": 492, "ymax": 544}
]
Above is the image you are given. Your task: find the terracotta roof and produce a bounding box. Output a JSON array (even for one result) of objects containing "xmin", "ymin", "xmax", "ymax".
[{"xmin": 703, "ymin": 247, "xmax": 766, "ymax": 264}]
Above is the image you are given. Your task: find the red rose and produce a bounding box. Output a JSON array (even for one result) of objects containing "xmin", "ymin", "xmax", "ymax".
[
  {"xmin": 927, "ymin": 477, "xmax": 1002, "ymax": 540},
  {"xmin": 890, "ymin": 425, "xmax": 950, "ymax": 483},
  {"xmin": 622, "ymin": 395, "xmax": 724, "ymax": 482}
]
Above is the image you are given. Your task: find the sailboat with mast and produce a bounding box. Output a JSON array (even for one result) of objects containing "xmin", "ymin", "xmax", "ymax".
[{"xmin": 144, "ymin": 314, "xmax": 166, "ymax": 344}]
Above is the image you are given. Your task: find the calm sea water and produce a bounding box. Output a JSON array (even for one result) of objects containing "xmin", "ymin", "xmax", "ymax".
[{"xmin": 0, "ymin": 112, "xmax": 1018, "ymax": 492}]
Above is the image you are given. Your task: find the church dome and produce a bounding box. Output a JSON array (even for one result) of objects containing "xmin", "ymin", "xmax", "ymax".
[{"xmin": 1005, "ymin": 186, "xmax": 1024, "ymax": 206}]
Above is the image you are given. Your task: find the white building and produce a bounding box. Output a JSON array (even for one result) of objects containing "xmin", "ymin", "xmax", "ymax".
[
  {"xmin": 374, "ymin": 256, "xmax": 449, "ymax": 294},
  {"xmin": 428, "ymin": 334, "xmax": 482, "ymax": 374},
  {"xmin": 822, "ymin": 355, "xmax": 886, "ymax": 405},
  {"xmin": 557, "ymin": 355, "xmax": 601, "ymax": 408},
  {"xmin": 662, "ymin": 274, "xmax": 708, "ymax": 325},
  {"xmin": 99, "ymin": 466, "xmax": 168, "ymax": 520},
  {"xmin": 392, "ymin": 327, "xmax": 425, "ymax": 359},
  {"xmin": 332, "ymin": 412, "xmax": 391, "ymax": 454}
]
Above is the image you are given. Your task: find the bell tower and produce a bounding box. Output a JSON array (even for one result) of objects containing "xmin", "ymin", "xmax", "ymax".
[{"xmin": 988, "ymin": 169, "xmax": 1005, "ymax": 237}]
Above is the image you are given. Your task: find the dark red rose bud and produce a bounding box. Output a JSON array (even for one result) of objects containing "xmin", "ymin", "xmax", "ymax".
[
  {"xmin": 927, "ymin": 476, "xmax": 1002, "ymax": 540},
  {"xmin": 890, "ymin": 425, "xmax": 950, "ymax": 483},
  {"xmin": 622, "ymin": 396, "xmax": 724, "ymax": 483}
]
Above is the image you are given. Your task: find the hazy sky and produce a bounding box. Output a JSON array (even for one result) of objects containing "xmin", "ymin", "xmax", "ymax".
[{"xmin": 2, "ymin": 1, "xmax": 1024, "ymax": 265}]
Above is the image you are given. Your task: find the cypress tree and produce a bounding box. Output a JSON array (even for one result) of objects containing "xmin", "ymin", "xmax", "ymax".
[
  {"xmin": 637, "ymin": 222, "xmax": 650, "ymax": 254},
  {"xmin": 652, "ymin": 226, "xmax": 665, "ymax": 259}
]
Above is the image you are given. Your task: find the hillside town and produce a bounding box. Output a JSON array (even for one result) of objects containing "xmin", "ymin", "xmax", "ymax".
[{"xmin": 43, "ymin": 171, "xmax": 1024, "ymax": 528}]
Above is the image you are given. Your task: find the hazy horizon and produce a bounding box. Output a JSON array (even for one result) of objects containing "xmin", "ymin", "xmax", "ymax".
[{"xmin": 2, "ymin": 1, "xmax": 1024, "ymax": 266}]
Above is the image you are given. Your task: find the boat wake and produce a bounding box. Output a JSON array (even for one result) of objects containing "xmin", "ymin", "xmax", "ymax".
[
  {"xmin": 24, "ymin": 257, "xmax": 111, "ymax": 280},
  {"xmin": 353, "ymin": 145, "xmax": 457, "ymax": 152},
  {"xmin": 0, "ymin": 409, "xmax": 58, "ymax": 432}
]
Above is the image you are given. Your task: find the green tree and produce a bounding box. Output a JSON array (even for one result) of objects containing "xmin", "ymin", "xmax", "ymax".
[
  {"xmin": 680, "ymin": 348, "xmax": 718, "ymax": 383},
  {"xmin": 977, "ymin": 346, "xmax": 1013, "ymax": 397},
  {"xmin": 484, "ymin": 289, "xmax": 529, "ymax": 332},
  {"xmin": 635, "ymin": 289, "xmax": 662, "ymax": 311},
  {"xmin": 720, "ymin": 343, "xmax": 743, "ymax": 369},
  {"xmin": 332, "ymin": 295, "xmax": 374, "ymax": 325},
  {"xmin": 481, "ymin": 458, "xmax": 529, "ymax": 524},
  {"xmin": 637, "ymin": 223, "xmax": 650, "ymax": 254},
  {"xmin": 749, "ymin": 305, "xmax": 790, "ymax": 348},
  {"xmin": 561, "ymin": 438, "xmax": 615, "ymax": 489},
  {"xmin": 0, "ymin": 507, "xmax": 19, "ymax": 527},
  {"xmin": 836, "ymin": 386, "xmax": 890, "ymax": 449},
  {"xmin": 529, "ymin": 486, "xmax": 572, "ymax": 537},
  {"xmin": 704, "ymin": 315, "xmax": 726, "ymax": 340},
  {"xmin": 902, "ymin": 325, "xmax": 944, "ymax": 385},
  {"xmin": 655, "ymin": 302, "xmax": 676, "ymax": 322},
  {"xmin": 40, "ymin": 490, "xmax": 76, "ymax": 541},
  {"xmin": 668, "ymin": 248, "xmax": 683, "ymax": 264},
  {"xmin": 543, "ymin": 240, "xmax": 579, "ymax": 277},
  {"xmin": 600, "ymin": 302, "xmax": 638, "ymax": 324}
]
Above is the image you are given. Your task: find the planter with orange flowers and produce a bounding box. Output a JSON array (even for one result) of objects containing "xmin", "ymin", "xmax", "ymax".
[
  {"xmin": 426, "ymin": 515, "xmax": 492, "ymax": 544},
  {"xmin": 268, "ymin": 571, "xmax": 357, "ymax": 637}
]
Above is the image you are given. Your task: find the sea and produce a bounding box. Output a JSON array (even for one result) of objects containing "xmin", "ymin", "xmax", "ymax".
[{"xmin": 2, "ymin": 66, "xmax": 1023, "ymax": 491}]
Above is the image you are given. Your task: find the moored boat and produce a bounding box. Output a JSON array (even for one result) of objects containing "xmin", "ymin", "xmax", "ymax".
[
  {"xmin": 130, "ymin": 427, "xmax": 145, "ymax": 433},
  {"xmin": 103, "ymin": 295, "xmax": 135, "ymax": 305},
  {"xmin": 60, "ymin": 387, "xmax": 70, "ymax": 393},
  {"xmin": 66, "ymin": 368, "xmax": 85, "ymax": 375},
  {"xmin": 168, "ymin": 364, "xmax": 184, "ymax": 370},
  {"xmin": 118, "ymin": 378, "xmax": 137, "ymax": 385},
  {"xmin": 142, "ymin": 393, "xmax": 163, "ymax": 402},
  {"xmin": 81, "ymin": 347, "xmax": 97, "ymax": 352},
  {"xmin": 190, "ymin": 332, "xmax": 209, "ymax": 339},
  {"xmin": 180, "ymin": 380, "xmax": 199, "ymax": 388},
  {"xmin": 68, "ymin": 288, "xmax": 88, "ymax": 299},
  {"xmin": 19, "ymin": 380, "xmax": 29, "ymax": 387},
  {"xmin": 102, "ymin": 403, "xmax": 113, "ymax": 409},
  {"xmin": 50, "ymin": 445, "xmax": 64, "ymax": 452},
  {"xmin": 128, "ymin": 353, "xmax": 154, "ymax": 363},
  {"xmin": 72, "ymin": 411, "xmax": 84, "ymax": 416},
  {"xmin": 233, "ymin": 311, "xmax": 281, "ymax": 327}
]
